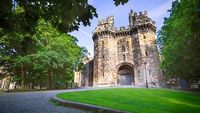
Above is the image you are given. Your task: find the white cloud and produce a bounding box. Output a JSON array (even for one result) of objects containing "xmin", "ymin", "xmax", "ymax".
[
  {"xmin": 79, "ymin": 29, "xmax": 92, "ymax": 37},
  {"xmin": 148, "ymin": 1, "xmax": 171, "ymax": 19}
]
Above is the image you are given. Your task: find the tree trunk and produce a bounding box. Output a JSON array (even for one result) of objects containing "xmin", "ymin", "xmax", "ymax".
[
  {"xmin": 32, "ymin": 81, "xmax": 34, "ymax": 89},
  {"xmin": 40, "ymin": 82, "xmax": 42, "ymax": 89},
  {"xmin": 47, "ymin": 69, "xmax": 53, "ymax": 89},
  {"xmin": 21, "ymin": 65, "xmax": 25, "ymax": 90}
]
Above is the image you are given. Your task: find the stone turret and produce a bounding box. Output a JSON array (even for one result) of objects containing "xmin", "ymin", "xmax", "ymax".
[
  {"xmin": 94, "ymin": 16, "xmax": 114, "ymax": 32},
  {"xmin": 129, "ymin": 10, "xmax": 163, "ymax": 87},
  {"xmin": 129, "ymin": 10, "xmax": 156, "ymax": 32}
]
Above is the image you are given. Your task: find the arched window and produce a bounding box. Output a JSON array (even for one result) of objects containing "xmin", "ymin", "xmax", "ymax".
[
  {"xmin": 122, "ymin": 45, "xmax": 126, "ymax": 52},
  {"xmin": 123, "ymin": 54, "xmax": 126, "ymax": 61}
]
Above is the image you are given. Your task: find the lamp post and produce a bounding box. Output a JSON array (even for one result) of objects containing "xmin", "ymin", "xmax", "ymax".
[{"xmin": 143, "ymin": 61, "xmax": 148, "ymax": 89}]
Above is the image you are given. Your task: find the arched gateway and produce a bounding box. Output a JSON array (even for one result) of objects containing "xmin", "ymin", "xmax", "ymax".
[{"xmin": 117, "ymin": 63, "xmax": 134, "ymax": 85}]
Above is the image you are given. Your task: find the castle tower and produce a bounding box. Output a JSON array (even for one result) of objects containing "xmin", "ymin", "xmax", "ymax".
[
  {"xmin": 129, "ymin": 11, "xmax": 163, "ymax": 87},
  {"xmin": 91, "ymin": 11, "xmax": 163, "ymax": 87},
  {"xmin": 92, "ymin": 16, "xmax": 115, "ymax": 86}
]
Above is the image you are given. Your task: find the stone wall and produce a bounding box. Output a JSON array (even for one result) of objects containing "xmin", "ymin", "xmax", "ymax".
[{"xmin": 91, "ymin": 10, "xmax": 163, "ymax": 87}]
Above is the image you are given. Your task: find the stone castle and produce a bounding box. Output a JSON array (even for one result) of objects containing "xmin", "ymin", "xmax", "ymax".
[{"xmin": 74, "ymin": 10, "xmax": 163, "ymax": 87}]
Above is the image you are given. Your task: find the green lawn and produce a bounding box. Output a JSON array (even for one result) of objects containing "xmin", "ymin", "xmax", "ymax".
[{"xmin": 57, "ymin": 88, "xmax": 200, "ymax": 113}]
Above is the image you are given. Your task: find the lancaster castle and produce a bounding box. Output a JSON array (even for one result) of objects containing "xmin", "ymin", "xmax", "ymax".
[{"xmin": 74, "ymin": 10, "xmax": 163, "ymax": 87}]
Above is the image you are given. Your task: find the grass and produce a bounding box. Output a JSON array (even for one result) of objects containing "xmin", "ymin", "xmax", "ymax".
[{"xmin": 57, "ymin": 88, "xmax": 200, "ymax": 113}]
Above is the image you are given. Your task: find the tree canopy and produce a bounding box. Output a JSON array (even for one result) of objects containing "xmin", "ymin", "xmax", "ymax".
[
  {"xmin": 158, "ymin": 0, "xmax": 200, "ymax": 84},
  {"xmin": 0, "ymin": 0, "xmax": 128, "ymax": 33},
  {"xmin": 0, "ymin": 0, "xmax": 98, "ymax": 33},
  {"xmin": 13, "ymin": 19, "xmax": 86, "ymax": 89},
  {"xmin": 0, "ymin": 0, "xmax": 129, "ymax": 89}
]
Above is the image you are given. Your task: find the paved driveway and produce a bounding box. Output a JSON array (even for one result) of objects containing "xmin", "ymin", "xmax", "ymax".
[
  {"xmin": 0, "ymin": 86, "xmax": 137, "ymax": 113},
  {"xmin": 0, "ymin": 88, "xmax": 90, "ymax": 113}
]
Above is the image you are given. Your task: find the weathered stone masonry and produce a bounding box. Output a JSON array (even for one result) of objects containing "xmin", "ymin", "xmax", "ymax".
[{"xmin": 75, "ymin": 10, "xmax": 163, "ymax": 87}]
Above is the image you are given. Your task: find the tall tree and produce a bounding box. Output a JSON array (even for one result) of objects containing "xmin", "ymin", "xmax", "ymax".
[
  {"xmin": 0, "ymin": 0, "xmax": 129, "ymax": 89},
  {"xmin": 158, "ymin": 0, "xmax": 200, "ymax": 85},
  {"xmin": 14, "ymin": 19, "xmax": 86, "ymax": 89},
  {"xmin": 0, "ymin": 0, "xmax": 129, "ymax": 66}
]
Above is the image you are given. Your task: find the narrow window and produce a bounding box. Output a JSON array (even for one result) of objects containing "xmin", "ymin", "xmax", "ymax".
[
  {"xmin": 102, "ymin": 41, "xmax": 104, "ymax": 47},
  {"xmin": 144, "ymin": 35, "xmax": 146, "ymax": 39},
  {"xmin": 122, "ymin": 45, "xmax": 126, "ymax": 52},
  {"xmin": 123, "ymin": 54, "xmax": 126, "ymax": 61},
  {"xmin": 145, "ymin": 51, "xmax": 148, "ymax": 56}
]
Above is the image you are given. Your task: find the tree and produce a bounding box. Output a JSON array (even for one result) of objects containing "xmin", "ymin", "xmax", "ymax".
[
  {"xmin": 0, "ymin": 0, "xmax": 129, "ymax": 67},
  {"xmin": 0, "ymin": 0, "xmax": 129, "ymax": 89},
  {"xmin": 158, "ymin": 0, "xmax": 200, "ymax": 85},
  {"xmin": 0, "ymin": 0, "xmax": 128, "ymax": 33},
  {"xmin": 14, "ymin": 19, "xmax": 87, "ymax": 89}
]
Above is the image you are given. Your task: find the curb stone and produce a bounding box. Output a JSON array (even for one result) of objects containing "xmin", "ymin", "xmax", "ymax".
[{"xmin": 51, "ymin": 97, "xmax": 132, "ymax": 113}]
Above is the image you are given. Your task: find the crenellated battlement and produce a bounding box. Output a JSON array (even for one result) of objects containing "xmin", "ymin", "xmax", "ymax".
[
  {"xmin": 95, "ymin": 15, "xmax": 114, "ymax": 31},
  {"xmin": 129, "ymin": 10, "xmax": 156, "ymax": 28},
  {"xmin": 92, "ymin": 10, "xmax": 156, "ymax": 41},
  {"xmin": 129, "ymin": 10, "xmax": 148, "ymax": 17},
  {"xmin": 99, "ymin": 16, "xmax": 114, "ymax": 25}
]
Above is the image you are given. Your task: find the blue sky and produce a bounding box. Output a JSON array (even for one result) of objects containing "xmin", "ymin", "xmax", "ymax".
[{"xmin": 69, "ymin": 0, "xmax": 173, "ymax": 56}]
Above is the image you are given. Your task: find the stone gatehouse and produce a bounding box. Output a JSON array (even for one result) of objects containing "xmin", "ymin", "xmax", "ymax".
[{"xmin": 74, "ymin": 10, "xmax": 163, "ymax": 87}]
